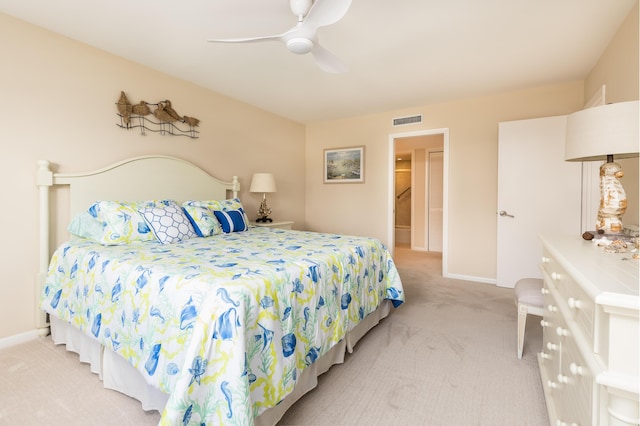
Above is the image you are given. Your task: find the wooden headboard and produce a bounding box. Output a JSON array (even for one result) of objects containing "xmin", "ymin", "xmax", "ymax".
[{"xmin": 35, "ymin": 155, "xmax": 240, "ymax": 332}]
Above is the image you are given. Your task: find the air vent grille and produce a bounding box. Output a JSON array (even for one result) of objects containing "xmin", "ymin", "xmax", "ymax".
[{"xmin": 392, "ymin": 114, "xmax": 423, "ymax": 126}]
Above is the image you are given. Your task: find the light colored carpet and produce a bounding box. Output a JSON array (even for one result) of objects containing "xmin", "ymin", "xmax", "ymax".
[
  {"xmin": 0, "ymin": 332, "xmax": 161, "ymax": 425},
  {"xmin": 0, "ymin": 246, "xmax": 547, "ymax": 425},
  {"xmin": 279, "ymin": 247, "xmax": 547, "ymax": 425}
]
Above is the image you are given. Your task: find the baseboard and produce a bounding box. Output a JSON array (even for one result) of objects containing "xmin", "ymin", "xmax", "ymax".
[
  {"xmin": 444, "ymin": 272, "xmax": 497, "ymax": 285},
  {"xmin": 0, "ymin": 329, "xmax": 42, "ymax": 350}
]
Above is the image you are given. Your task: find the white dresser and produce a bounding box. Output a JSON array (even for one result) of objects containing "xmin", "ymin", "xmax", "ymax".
[{"xmin": 538, "ymin": 234, "xmax": 639, "ymax": 426}]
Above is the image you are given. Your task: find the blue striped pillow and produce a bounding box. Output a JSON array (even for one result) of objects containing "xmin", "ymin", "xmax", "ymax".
[{"xmin": 213, "ymin": 209, "xmax": 248, "ymax": 233}]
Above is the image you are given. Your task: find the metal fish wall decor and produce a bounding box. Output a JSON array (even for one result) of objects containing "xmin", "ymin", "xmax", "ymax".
[{"xmin": 116, "ymin": 91, "xmax": 200, "ymax": 139}]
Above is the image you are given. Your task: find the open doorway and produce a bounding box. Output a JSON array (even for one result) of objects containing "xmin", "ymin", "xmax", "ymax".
[
  {"xmin": 388, "ymin": 129, "xmax": 449, "ymax": 275},
  {"xmin": 394, "ymin": 152, "xmax": 412, "ymax": 246}
]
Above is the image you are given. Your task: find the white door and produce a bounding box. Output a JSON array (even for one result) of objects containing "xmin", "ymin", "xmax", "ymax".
[
  {"xmin": 428, "ymin": 151, "xmax": 443, "ymax": 252},
  {"xmin": 496, "ymin": 116, "xmax": 582, "ymax": 288}
]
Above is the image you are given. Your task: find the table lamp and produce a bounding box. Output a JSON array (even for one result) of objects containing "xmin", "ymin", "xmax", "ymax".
[
  {"xmin": 565, "ymin": 100, "xmax": 639, "ymax": 234},
  {"xmin": 249, "ymin": 173, "xmax": 277, "ymax": 222}
]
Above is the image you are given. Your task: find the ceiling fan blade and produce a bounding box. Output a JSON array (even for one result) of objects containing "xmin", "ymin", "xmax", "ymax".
[
  {"xmin": 303, "ymin": 0, "xmax": 352, "ymax": 29},
  {"xmin": 208, "ymin": 22, "xmax": 302, "ymax": 45},
  {"xmin": 207, "ymin": 34, "xmax": 283, "ymax": 44},
  {"xmin": 312, "ymin": 45, "xmax": 348, "ymax": 74}
]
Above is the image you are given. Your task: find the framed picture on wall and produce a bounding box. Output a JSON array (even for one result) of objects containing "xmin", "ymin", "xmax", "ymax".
[{"xmin": 323, "ymin": 146, "xmax": 365, "ymax": 183}]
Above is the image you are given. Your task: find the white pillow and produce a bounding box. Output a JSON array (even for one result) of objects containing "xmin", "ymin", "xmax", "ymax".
[{"xmin": 139, "ymin": 202, "xmax": 196, "ymax": 244}]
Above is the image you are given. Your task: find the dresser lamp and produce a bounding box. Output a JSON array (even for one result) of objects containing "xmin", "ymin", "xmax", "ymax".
[
  {"xmin": 249, "ymin": 173, "xmax": 277, "ymax": 222},
  {"xmin": 565, "ymin": 100, "xmax": 639, "ymax": 234}
]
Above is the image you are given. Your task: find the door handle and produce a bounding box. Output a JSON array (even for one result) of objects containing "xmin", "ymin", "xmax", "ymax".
[{"xmin": 498, "ymin": 210, "xmax": 515, "ymax": 218}]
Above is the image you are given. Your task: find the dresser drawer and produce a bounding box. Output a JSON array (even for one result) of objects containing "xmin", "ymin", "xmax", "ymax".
[
  {"xmin": 558, "ymin": 333, "xmax": 594, "ymax": 426},
  {"xmin": 540, "ymin": 283, "xmax": 562, "ymax": 399},
  {"xmin": 542, "ymin": 248, "xmax": 595, "ymax": 345}
]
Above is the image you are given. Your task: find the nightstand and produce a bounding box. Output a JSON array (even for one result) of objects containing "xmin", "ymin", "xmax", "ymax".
[{"xmin": 250, "ymin": 221, "xmax": 294, "ymax": 230}]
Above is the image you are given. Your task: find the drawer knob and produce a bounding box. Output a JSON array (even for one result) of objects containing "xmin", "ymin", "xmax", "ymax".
[
  {"xmin": 542, "ymin": 256, "xmax": 550, "ymax": 263},
  {"xmin": 551, "ymin": 272, "xmax": 561, "ymax": 281},
  {"xmin": 547, "ymin": 304, "xmax": 558, "ymax": 313},
  {"xmin": 541, "ymin": 320, "xmax": 550, "ymax": 328},
  {"xmin": 556, "ymin": 327, "xmax": 569, "ymax": 337},
  {"xmin": 567, "ymin": 297, "xmax": 582, "ymax": 309},
  {"xmin": 569, "ymin": 362, "xmax": 584, "ymax": 376},
  {"xmin": 546, "ymin": 342, "xmax": 558, "ymax": 351},
  {"xmin": 547, "ymin": 380, "xmax": 558, "ymax": 389},
  {"xmin": 557, "ymin": 374, "xmax": 569, "ymax": 383},
  {"xmin": 541, "ymin": 287, "xmax": 550, "ymax": 295},
  {"xmin": 540, "ymin": 352, "xmax": 551, "ymax": 359}
]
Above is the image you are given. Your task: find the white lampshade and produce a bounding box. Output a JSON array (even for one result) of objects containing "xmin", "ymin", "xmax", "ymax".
[
  {"xmin": 249, "ymin": 173, "xmax": 277, "ymax": 193},
  {"xmin": 565, "ymin": 100, "xmax": 639, "ymax": 162}
]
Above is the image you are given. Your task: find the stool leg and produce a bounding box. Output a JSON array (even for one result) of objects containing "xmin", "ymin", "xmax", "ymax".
[{"xmin": 517, "ymin": 304, "xmax": 528, "ymax": 359}]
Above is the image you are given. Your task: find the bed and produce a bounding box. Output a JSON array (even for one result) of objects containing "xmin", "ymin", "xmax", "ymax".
[{"xmin": 36, "ymin": 155, "xmax": 404, "ymax": 425}]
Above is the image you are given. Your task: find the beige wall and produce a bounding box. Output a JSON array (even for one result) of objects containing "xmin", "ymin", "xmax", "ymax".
[
  {"xmin": 305, "ymin": 3, "xmax": 638, "ymax": 283},
  {"xmin": 305, "ymin": 83, "xmax": 584, "ymax": 281},
  {"xmin": 585, "ymin": 1, "xmax": 639, "ymax": 226},
  {"xmin": 0, "ymin": 14, "xmax": 305, "ymax": 340},
  {"xmin": 585, "ymin": 2, "xmax": 639, "ymax": 104}
]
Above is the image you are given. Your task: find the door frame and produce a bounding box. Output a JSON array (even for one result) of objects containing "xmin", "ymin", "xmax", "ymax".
[{"xmin": 388, "ymin": 128, "xmax": 450, "ymax": 276}]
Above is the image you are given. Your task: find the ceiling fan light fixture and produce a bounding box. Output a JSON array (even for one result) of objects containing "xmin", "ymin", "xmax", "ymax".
[
  {"xmin": 207, "ymin": 0, "xmax": 351, "ymax": 72},
  {"xmin": 286, "ymin": 37, "xmax": 314, "ymax": 54}
]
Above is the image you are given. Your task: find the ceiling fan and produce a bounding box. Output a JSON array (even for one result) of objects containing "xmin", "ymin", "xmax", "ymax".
[{"xmin": 208, "ymin": 0, "xmax": 352, "ymax": 73}]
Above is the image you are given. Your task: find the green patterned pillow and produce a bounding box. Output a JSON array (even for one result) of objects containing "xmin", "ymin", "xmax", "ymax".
[
  {"xmin": 182, "ymin": 205, "xmax": 223, "ymax": 237},
  {"xmin": 67, "ymin": 211, "xmax": 106, "ymax": 242},
  {"xmin": 68, "ymin": 200, "xmax": 174, "ymax": 245},
  {"xmin": 183, "ymin": 197, "xmax": 244, "ymax": 212}
]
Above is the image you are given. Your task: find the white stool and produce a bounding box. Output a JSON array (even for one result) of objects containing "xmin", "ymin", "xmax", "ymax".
[{"xmin": 514, "ymin": 278, "xmax": 544, "ymax": 359}]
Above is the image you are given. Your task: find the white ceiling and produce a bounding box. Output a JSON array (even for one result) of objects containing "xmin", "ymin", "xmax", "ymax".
[{"xmin": 1, "ymin": 0, "xmax": 636, "ymax": 123}]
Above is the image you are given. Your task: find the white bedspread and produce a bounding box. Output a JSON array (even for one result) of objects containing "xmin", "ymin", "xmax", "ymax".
[{"xmin": 41, "ymin": 227, "xmax": 404, "ymax": 425}]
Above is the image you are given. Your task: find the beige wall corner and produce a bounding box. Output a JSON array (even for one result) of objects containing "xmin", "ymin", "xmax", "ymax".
[{"xmin": 585, "ymin": 1, "xmax": 639, "ymax": 227}]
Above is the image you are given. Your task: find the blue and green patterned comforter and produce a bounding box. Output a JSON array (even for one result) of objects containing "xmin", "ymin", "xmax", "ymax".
[{"xmin": 41, "ymin": 227, "xmax": 404, "ymax": 425}]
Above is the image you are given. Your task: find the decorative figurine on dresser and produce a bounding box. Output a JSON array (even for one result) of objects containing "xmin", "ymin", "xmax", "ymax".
[{"xmin": 597, "ymin": 161, "xmax": 627, "ymax": 234}]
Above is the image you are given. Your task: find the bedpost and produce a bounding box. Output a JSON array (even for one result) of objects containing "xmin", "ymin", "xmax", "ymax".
[
  {"xmin": 36, "ymin": 160, "xmax": 53, "ymax": 334},
  {"xmin": 232, "ymin": 176, "xmax": 240, "ymax": 199}
]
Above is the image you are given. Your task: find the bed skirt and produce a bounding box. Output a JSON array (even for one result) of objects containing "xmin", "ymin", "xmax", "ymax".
[{"xmin": 48, "ymin": 299, "xmax": 392, "ymax": 425}]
